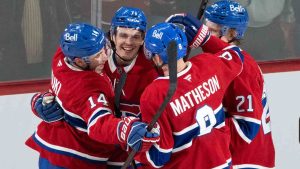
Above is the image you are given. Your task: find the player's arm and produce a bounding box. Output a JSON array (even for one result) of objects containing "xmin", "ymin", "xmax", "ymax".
[
  {"xmin": 32, "ymin": 90, "xmax": 159, "ymax": 152},
  {"xmin": 225, "ymin": 91, "xmax": 262, "ymax": 143},
  {"xmin": 79, "ymin": 90, "xmax": 160, "ymax": 152},
  {"xmin": 134, "ymin": 85, "xmax": 173, "ymax": 168},
  {"xmin": 166, "ymin": 13, "xmax": 237, "ymax": 54},
  {"xmin": 224, "ymin": 67, "xmax": 264, "ymax": 143}
]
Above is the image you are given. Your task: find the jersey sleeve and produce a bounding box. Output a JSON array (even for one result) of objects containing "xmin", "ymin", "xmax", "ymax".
[
  {"xmin": 83, "ymin": 92, "xmax": 121, "ymax": 144},
  {"xmin": 65, "ymin": 74, "xmax": 122, "ymax": 145},
  {"xmin": 192, "ymin": 45, "xmax": 244, "ymax": 90},
  {"xmin": 224, "ymin": 52, "xmax": 264, "ymax": 143},
  {"xmin": 201, "ymin": 35, "xmax": 230, "ymax": 54},
  {"xmin": 135, "ymin": 82, "xmax": 174, "ymax": 168}
]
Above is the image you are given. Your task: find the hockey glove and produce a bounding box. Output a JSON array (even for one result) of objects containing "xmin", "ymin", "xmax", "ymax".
[
  {"xmin": 166, "ymin": 13, "xmax": 210, "ymax": 48},
  {"xmin": 32, "ymin": 92, "xmax": 64, "ymax": 123},
  {"xmin": 118, "ymin": 116, "xmax": 160, "ymax": 152}
]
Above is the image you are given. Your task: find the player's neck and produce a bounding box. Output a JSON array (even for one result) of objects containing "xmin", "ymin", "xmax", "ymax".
[
  {"xmin": 162, "ymin": 59, "xmax": 186, "ymax": 76},
  {"xmin": 114, "ymin": 52, "xmax": 136, "ymax": 67}
]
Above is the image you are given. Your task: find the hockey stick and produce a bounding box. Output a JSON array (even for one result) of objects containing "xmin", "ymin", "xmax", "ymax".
[
  {"xmin": 184, "ymin": 0, "xmax": 209, "ymax": 61},
  {"xmin": 197, "ymin": 0, "xmax": 209, "ymax": 20},
  {"xmin": 121, "ymin": 40, "xmax": 178, "ymax": 169},
  {"xmin": 114, "ymin": 68, "xmax": 127, "ymax": 118}
]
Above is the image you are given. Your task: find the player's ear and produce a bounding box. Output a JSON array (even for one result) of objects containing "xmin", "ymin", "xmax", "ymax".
[
  {"xmin": 228, "ymin": 29, "xmax": 237, "ymax": 39},
  {"xmin": 152, "ymin": 55, "xmax": 163, "ymax": 67},
  {"xmin": 74, "ymin": 58, "xmax": 87, "ymax": 68}
]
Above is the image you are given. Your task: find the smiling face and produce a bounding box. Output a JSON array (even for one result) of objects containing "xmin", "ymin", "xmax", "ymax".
[{"xmin": 111, "ymin": 27, "xmax": 144, "ymax": 63}]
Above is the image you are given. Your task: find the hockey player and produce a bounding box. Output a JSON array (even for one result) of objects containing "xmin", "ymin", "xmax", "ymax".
[
  {"xmin": 135, "ymin": 22, "xmax": 244, "ymax": 169},
  {"xmin": 100, "ymin": 6, "xmax": 160, "ymax": 167},
  {"xmin": 105, "ymin": 6, "xmax": 159, "ymax": 118},
  {"xmin": 29, "ymin": 7, "xmax": 160, "ymax": 168},
  {"xmin": 166, "ymin": 1, "xmax": 275, "ymax": 168},
  {"xmin": 32, "ymin": 6, "xmax": 157, "ymax": 121},
  {"xmin": 204, "ymin": 1, "xmax": 275, "ymax": 168},
  {"xmin": 26, "ymin": 23, "xmax": 159, "ymax": 169}
]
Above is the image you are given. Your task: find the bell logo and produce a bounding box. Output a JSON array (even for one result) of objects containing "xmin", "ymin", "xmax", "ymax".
[
  {"xmin": 229, "ymin": 4, "xmax": 245, "ymax": 12},
  {"xmin": 64, "ymin": 33, "xmax": 78, "ymax": 41},
  {"xmin": 152, "ymin": 30, "xmax": 163, "ymax": 39}
]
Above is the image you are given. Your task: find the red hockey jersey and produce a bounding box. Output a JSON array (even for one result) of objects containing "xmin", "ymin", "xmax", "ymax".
[
  {"xmin": 104, "ymin": 49, "xmax": 159, "ymax": 117},
  {"xmin": 26, "ymin": 48, "xmax": 124, "ymax": 169},
  {"xmin": 203, "ymin": 36, "xmax": 275, "ymax": 168},
  {"xmin": 136, "ymin": 45, "xmax": 244, "ymax": 169}
]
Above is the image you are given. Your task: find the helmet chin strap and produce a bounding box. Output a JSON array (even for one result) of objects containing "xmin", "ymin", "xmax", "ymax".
[
  {"xmin": 112, "ymin": 50, "xmax": 136, "ymax": 66},
  {"xmin": 227, "ymin": 37, "xmax": 237, "ymax": 44},
  {"xmin": 116, "ymin": 52, "xmax": 133, "ymax": 62}
]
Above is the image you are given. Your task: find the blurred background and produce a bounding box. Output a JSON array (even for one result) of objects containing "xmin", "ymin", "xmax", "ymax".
[{"xmin": 0, "ymin": 0, "xmax": 299, "ymax": 82}]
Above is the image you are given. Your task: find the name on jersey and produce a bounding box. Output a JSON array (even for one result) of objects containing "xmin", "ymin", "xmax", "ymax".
[
  {"xmin": 51, "ymin": 72, "xmax": 62, "ymax": 95},
  {"xmin": 170, "ymin": 75, "xmax": 220, "ymax": 116}
]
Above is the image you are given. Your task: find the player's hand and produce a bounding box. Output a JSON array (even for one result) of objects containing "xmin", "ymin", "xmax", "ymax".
[
  {"xmin": 118, "ymin": 117, "xmax": 160, "ymax": 152},
  {"xmin": 32, "ymin": 92, "xmax": 64, "ymax": 123},
  {"xmin": 166, "ymin": 13, "xmax": 210, "ymax": 48}
]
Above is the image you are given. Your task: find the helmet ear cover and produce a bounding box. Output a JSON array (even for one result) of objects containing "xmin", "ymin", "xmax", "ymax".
[
  {"xmin": 204, "ymin": 0, "xmax": 249, "ymax": 39},
  {"xmin": 144, "ymin": 23, "xmax": 187, "ymax": 64},
  {"xmin": 60, "ymin": 23, "xmax": 106, "ymax": 62}
]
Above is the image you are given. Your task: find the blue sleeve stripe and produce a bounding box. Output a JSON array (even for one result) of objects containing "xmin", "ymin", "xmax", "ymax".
[
  {"xmin": 214, "ymin": 107, "xmax": 225, "ymax": 127},
  {"xmin": 230, "ymin": 46, "xmax": 244, "ymax": 62},
  {"xmin": 223, "ymin": 45, "xmax": 244, "ymax": 62},
  {"xmin": 232, "ymin": 118, "xmax": 260, "ymax": 143},
  {"xmin": 88, "ymin": 108, "xmax": 112, "ymax": 125},
  {"xmin": 63, "ymin": 108, "xmax": 112, "ymax": 132},
  {"xmin": 64, "ymin": 113, "xmax": 87, "ymax": 131},
  {"xmin": 173, "ymin": 126, "xmax": 199, "ymax": 148},
  {"xmin": 146, "ymin": 145, "xmax": 172, "ymax": 167}
]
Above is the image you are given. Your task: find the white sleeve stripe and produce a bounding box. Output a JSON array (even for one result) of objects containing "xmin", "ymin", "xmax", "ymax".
[
  {"xmin": 233, "ymin": 164, "xmax": 274, "ymax": 169},
  {"xmin": 233, "ymin": 115, "xmax": 261, "ymax": 124},
  {"xmin": 153, "ymin": 143, "xmax": 173, "ymax": 153},
  {"xmin": 172, "ymin": 140, "xmax": 192, "ymax": 153},
  {"xmin": 34, "ymin": 130, "xmax": 108, "ymax": 161}
]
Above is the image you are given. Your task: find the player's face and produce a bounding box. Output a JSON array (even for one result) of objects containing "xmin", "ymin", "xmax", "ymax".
[
  {"xmin": 205, "ymin": 19, "xmax": 235, "ymax": 43},
  {"xmin": 205, "ymin": 20, "xmax": 222, "ymax": 37},
  {"xmin": 112, "ymin": 27, "xmax": 144, "ymax": 61},
  {"xmin": 89, "ymin": 48, "xmax": 109, "ymax": 73}
]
